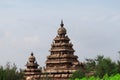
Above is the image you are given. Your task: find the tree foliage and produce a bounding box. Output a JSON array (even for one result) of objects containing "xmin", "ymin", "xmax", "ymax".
[
  {"xmin": 70, "ymin": 55, "xmax": 120, "ymax": 79},
  {"xmin": 95, "ymin": 55, "xmax": 118, "ymax": 78},
  {"xmin": 70, "ymin": 68, "xmax": 85, "ymax": 80},
  {"xmin": 73, "ymin": 74, "xmax": 120, "ymax": 80},
  {"xmin": 0, "ymin": 62, "xmax": 24, "ymax": 80}
]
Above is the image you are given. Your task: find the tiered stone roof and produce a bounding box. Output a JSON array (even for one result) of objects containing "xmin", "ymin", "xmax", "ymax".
[
  {"xmin": 24, "ymin": 53, "xmax": 41, "ymax": 80},
  {"xmin": 42, "ymin": 21, "xmax": 81, "ymax": 80}
]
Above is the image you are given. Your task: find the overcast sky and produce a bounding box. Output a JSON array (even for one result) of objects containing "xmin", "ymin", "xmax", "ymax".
[{"xmin": 0, "ymin": 0, "xmax": 120, "ymax": 69}]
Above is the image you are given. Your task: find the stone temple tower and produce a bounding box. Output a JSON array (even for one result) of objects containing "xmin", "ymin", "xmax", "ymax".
[
  {"xmin": 24, "ymin": 53, "xmax": 41, "ymax": 80},
  {"xmin": 42, "ymin": 21, "xmax": 81, "ymax": 80}
]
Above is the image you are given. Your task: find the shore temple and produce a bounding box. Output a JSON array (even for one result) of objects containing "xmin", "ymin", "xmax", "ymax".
[{"xmin": 24, "ymin": 21, "xmax": 82, "ymax": 80}]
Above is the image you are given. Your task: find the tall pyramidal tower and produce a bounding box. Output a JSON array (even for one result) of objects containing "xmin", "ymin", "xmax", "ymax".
[{"xmin": 43, "ymin": 21, "xmax": 81, "ymax": 80}]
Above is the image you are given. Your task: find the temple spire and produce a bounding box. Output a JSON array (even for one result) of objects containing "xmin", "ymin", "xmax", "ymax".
[
  {"xmin": 24, "ymin": 52, "xmax": 41, "ymax": 79},
  {"xmin": 31, "ymin": 52, "xmax": 33, "ymax": 56},
  {"xmin": 60, "ymin": 20, "xmax": 64, "ymax": 27},
  {"xmin": 43, "ymin": 21, "xmax": 81, "ymax": 80},
  {"xmin": 58, "ymin": 20, "xmax": 66, "ymax": 35}
]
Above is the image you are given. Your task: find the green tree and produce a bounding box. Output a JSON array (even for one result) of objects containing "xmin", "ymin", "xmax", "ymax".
[
  {"xmin": 70, "ymin": 67, "xmax": 85, "ymax": 80},
  {"xmin": 70, "ymin": 55, "xmax": 119, "ymax": 79},
  {"xmin": 85, "ymin": 58, "xmax": 96, "ymax": 72},
  {"xmin": 0, "ymin": 63, "xmax": 24, "ymax": 80},
  {"xmin": 95, "ymin": 55, "xmax": 118, "ymax": 78}
]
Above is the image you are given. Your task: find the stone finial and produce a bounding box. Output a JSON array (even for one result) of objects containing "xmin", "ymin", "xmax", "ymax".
[
  {"xmin": 58, "ymin": 20, "xmax": 67, "ymax": 35},
  {"xmin": 60, "ymin": 20, "xmax": 64, "ymax": 27},
  {"xmin": 29, "ymin": 52, "xmax": 35, "ymax": 62}
]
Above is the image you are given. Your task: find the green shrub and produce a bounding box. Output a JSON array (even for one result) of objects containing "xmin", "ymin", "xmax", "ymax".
[{"xmin": 74, "ymin": 74, "xmax": 120, "ymax": 80}]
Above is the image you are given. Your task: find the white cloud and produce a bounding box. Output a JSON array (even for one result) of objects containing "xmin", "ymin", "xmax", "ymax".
[
  {"xmin": 0, "ymin": 1, "xmax": 120, "ymax": 68},
  {"xmin": 22, "ymin": 36, "xmax": 40, "ymax": 48}
]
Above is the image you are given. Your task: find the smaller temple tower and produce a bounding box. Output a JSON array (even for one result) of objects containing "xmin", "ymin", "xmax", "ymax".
[{"xmin": 24, "ymin": 52, "xmax": 41, "ymax": 80}]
